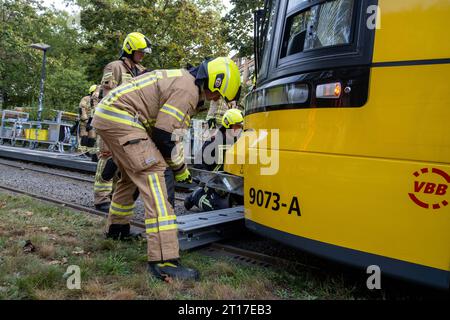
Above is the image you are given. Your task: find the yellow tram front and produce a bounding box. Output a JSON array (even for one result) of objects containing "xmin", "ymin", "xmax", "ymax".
[{"xmin": 235, "ymin": 0, "xmax": 450, "ymax": 288}]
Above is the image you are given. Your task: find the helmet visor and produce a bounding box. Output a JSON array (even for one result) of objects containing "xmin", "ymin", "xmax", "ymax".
[{"xmin": 139, "ymin": 47, "xmax": 152, "ymax": 54}]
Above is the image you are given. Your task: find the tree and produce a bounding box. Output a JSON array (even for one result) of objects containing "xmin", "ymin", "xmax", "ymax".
[
  {"xmin": 222, "ymin": 0, "xmax": 263, "ymax": 57},
  {"xmin": 0, "ymin": 0, "xmax": 90, "ymax": 113},
  {"xmin": 76, "ymin": 0, "xmax": 229, "ymax": 84},
  {"xmin": 0, "ymin": 0, "xmax": 231, "ymax": 115}
]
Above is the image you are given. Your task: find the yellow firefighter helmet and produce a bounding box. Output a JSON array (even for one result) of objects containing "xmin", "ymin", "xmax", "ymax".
[
  {"xmin": 205, "ymin": 57, "xmax": 242, "ymax": 102},
  {"xmin": 222, "ymin": 108, "xmax": 244, "ymax": 129},
  {"xmin": 89, "ymin": 85, "xmax": 97, "ymax": 94},
  {"xmin": 122, "ymin": 32, "xmax": 152, "ymax": 55}
]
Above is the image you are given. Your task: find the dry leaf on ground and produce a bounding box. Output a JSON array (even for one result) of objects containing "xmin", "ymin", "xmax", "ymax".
[
  {"xmin": 23, "ymin": 240, "xmax": 36, "ymax": 253},
  {"xmin": 72, "ymin": 247, "xmax": 85, "ymax": 255}
]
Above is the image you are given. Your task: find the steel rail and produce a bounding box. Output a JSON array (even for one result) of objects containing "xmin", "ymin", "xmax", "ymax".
[
  {"xmin": 207, "ymin": 243, "xmax": 320, "ymax": 271},
  {"xmin": 0, "ymin": 182, "xmax": 298, "ymax": 270},
  {"xmin": 0, "ymin": 184, "xmax": 145, "ymax": 229},
  {"xmin": 0, "ymin": 159, "xmax": 187, "ymax": 201},
  {"xmin": 0, "ymin": 160, "xmax": 94, "ymax": 183},
  {"xmin": 0, "ymin": 185, "xmax": 247, "ymax": 253}
]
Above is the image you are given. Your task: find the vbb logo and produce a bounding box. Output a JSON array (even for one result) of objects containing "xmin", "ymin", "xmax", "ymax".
[{"xmin": 408, "ymin": 168, "xmax": 449, "ymax": 210}]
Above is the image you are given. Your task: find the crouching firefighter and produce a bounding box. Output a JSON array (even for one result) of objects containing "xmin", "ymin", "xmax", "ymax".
[
  {"xmin": 93, "ymin": 32, "xmax": 151, "ymax": 213},
  {"xmin": 185, "ymin": 109, "xmax": 244, "ymax": 212},
  {"xmin": 92, "ymin": 57, "xmax": 242, "ymax": 281}
]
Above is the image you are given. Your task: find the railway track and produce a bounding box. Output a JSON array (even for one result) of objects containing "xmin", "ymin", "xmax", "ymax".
[
  {"xmin": 0, "ymin": 179, "xmax": 319, "ymax": 278},
  {"xmin": 0, "ymin": 157, "xmax": 291, "ymax": 270},
  {"xmin": 0, "ymin": 183, "xmax": 146, "ymax": 229},
  {"xmin": 0, "ymin": 182, "xmax": 246, "ymax": 251},
  {"xmin": 0, "ymin": 159, "xmax": 186, "ymax": 201},
  {"xmin": 1, "ymin": 185, "xmax": 305, "ymax": 281},
  {"xmin": 0, "ymin": 159, "xmax": 94, "ymax": 183},
  {"xmin": 200, "ymin": 243, "xmax": 320, "ymax": 271}
]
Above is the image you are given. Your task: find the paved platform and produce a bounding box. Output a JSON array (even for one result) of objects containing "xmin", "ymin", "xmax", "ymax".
[{"xmin": 0, "ymin": 145, "xmax": 96, "ymax": 172}]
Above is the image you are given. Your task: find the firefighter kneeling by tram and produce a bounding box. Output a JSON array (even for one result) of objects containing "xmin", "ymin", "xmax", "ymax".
[{"xmin": 185, "ymin": 109, "xmax": 244, "ymax": 212}]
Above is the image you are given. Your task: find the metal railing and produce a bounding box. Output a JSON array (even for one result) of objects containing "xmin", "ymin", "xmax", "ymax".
[{"xmin": 0, "ymin": 110, "xmax": 79, "ymax": 153}]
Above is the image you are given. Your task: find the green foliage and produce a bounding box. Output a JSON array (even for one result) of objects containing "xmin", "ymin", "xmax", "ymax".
[
  {"xmin": 0, "ymin": 0, "xmax": 230, "ymax": 114},
  {"xmin": 0, "ymin": 0, "xmax": 90, "ymax": 111},
  {"xmin": 0, "ymin": 0, "xmax": 261, "ymax": 117},
  {"xmin": 77, "ymin": 0, "xmax": 229, "ymax": 83},
  {"xmin": 222, "ymin": 0, "xmax": 264, "ymax": 57}
]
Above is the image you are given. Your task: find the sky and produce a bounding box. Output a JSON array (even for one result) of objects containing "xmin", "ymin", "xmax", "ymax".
[
  {"xmin": 222, "ymin": 0, "xmax": 232, "ymax": 14},
  {"xmin": 42, "ymin": 0, "xmax": 233, "ymax": 16},
  {"xmin": 41, "ymin": 0, "xmax": 79, "ymax": 14}
]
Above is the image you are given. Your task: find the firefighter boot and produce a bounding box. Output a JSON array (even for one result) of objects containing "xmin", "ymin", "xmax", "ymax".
[
  {"xmin": 87, "ymin": 138, "xmax": 97, "ymax": 148},
  {"xmin": 184, "ymin": 187, "xmax": 203, "ymax": 211},
  {"xmin": 95, "ymin": 202, "xmax": 110, "ymax": 213},
  {"xmin": 148, "ymin": 260, "xmax": 200, "ymax": 281},
  {"xmin": 184, "ymin": 193, "xmax": 194, "ymax": 211},
  {"xmin": 106, "ymin": 224, "xmax": 142, "ymax": 241},
  {"xmin": 91, "ymin": 153, "xmax": 98, "ymax": 163}
]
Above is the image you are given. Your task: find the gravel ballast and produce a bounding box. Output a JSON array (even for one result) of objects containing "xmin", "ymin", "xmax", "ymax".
[{"xmin": 0, "ymin": 158, "xmax": 188, "ymax": 219}]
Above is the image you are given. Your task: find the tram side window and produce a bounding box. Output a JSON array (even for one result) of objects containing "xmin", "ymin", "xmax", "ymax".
[
  {"xmin": 259, "ymin": 0, "xmax": 277, "ymax": 78},
  {"xmin": 281, "ymin": 0, "xmax": 354, "ymax": 58}
]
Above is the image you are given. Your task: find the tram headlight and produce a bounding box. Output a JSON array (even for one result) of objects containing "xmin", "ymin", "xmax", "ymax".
[
  {"xmin": 316, "ymin": 82, "xmax": 342, "ymax": 99},
  {"xmin": 287, "ymin": 84, "xmax": 309, "ymax": 104}
]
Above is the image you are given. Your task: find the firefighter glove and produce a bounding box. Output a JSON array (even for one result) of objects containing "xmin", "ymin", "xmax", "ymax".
[
  {"xmin": 207, "ymin": 118, "xmax": 216, "ymax": 129},
  {"xmin": 102, "ymin": 158, "xmax": 118, "ymax": 181},
  {"xmin": 86, "ymin": 117, "xmax": 93, "ymax": 131},
  {"xmin": 80, "ymin": 136, "xmax": 89, "ymax": 147},
  {"xmin": 175, "ymin": 168, "xmax": 192, "ymax": 184}
]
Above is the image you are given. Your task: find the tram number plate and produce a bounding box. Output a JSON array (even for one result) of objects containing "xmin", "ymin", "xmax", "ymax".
[{"xmin": 248, "ymin": 188, "xmax": 301, "ymax": 216}]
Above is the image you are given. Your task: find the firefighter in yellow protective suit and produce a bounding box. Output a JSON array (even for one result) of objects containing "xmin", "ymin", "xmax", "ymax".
[
  {"xmin": 93, "ymin": 32, "xmax": 150, "ymax": 212},
  {"xmin": 92, "ymin": 57, "xmax": 241, "ymax": 281},
  {"xmin": 185, "ymin": 109, "xmax": 244, "ymax": 212},
  {"xmin": 205, "ymin": 99, "xmax": 237, "ymax": 129},
  {"xmin": 78, "ymin": 85, "xmax": 98, "ymax": 148}
]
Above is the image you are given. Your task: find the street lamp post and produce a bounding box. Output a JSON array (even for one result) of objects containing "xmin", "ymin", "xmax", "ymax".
[{"xmin": 29, "ymin": 43, "xmax": 51, "ymax": 124}]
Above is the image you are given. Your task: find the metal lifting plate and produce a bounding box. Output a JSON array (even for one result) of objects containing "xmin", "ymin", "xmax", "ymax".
[
  {"xmin": 177, "ymin": 206, "xmax": 245, "ymax": 250},
  {"xmin": 190, "ymin": 168, "xmax": 244, "ymax": 196}
]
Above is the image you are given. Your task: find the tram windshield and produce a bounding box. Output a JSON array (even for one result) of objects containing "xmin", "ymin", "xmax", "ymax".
[
  {"xmin": 281, "ymin": 0, "xmax": 354, "ymax": 58},
  {"xmin": 256, "ymin": 0, "xmax": 356, "ymax": 79}
]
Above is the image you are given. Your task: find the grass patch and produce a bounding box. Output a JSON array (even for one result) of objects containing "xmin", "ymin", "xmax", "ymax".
[
  {"xmin": 0, "ymin": 192, "xmax": 440, "ymax": 300},
  {"xmin": 96, "ymin": 253, "xmax": 131, "ymax": 276}
]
